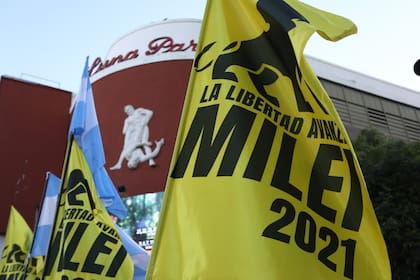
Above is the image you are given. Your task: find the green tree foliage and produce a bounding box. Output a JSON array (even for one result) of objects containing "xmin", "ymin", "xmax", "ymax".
[
  {"xmin": 118, "ymin": 192, "xmax": 164, "ymax": 237},
  {"xmin": 353, "ymin": 129, "xmax": 420, "ymax": 279}
]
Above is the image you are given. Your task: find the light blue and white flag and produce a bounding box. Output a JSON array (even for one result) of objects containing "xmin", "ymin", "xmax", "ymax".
[
  {"xmin": 69, "ymin": 57, "xmax": 127, "ymax": 219},
  {"xmin": 116, "ymin": 225, "xmax": 150, "ymax": 280},
  {"xmin": 30, "ymin": 172, "xmax": 60, "ymax": 257}
]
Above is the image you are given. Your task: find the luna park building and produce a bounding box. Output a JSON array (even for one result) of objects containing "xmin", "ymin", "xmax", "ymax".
[{"xmin": 1, "ymin": 19, "xmax": 420, "ymax": 250}]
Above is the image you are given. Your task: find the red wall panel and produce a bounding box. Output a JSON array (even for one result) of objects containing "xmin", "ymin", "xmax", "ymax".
[
  {"xmin": 0, "ymin": 77, "xmax": 70, "ymax": 232},
  {"xmin": 92, "ymin": 60, "xmax": 192, "ymax": 196}
]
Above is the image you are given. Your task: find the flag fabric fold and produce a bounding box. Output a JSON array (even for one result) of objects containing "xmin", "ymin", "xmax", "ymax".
[
  {"xmin": 33, "ymin": 173, "xmax": 149, "ymax": 279},
  {"xmin": 42, "ymin": 139, "xmax": 134, "ymax": 279},
  {"xmin": 147, "ymin": 0, "xmax": 391, "ymax": 279},
  {"xmin": 116, "ymin": 224, "xmax": 150, "ymax": 280},
  {"xmin": 0, "ymin": 207, "xmax": 42, "ymax": 280},
  {"xmin": 69, "ymin": 57, "xmax": 127, "ymax": 219},
  {"xmin": 30, "ymin": 172, "xmax": 60, "ymax": 257}
]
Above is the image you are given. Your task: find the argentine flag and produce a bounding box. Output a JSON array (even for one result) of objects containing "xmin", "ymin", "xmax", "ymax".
[
  {"xmin": 30, "ymin": 172, "xmax": 60, "ymax": 257},
  {"xmin": 116, "ymin": 225, "xmax": 150, "ymax": 279},
  {"xmin": 69, "ymin": 57, "xmax": 127, "ymax": 219}
]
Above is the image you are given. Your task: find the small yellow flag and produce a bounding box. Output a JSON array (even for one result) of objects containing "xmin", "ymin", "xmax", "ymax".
[
  {"xmin": 42, "ymin": 139, "xmax": 133, "ymax": 279},
  {"xmin": 147, "ymin": 0, "xmax": 391, "ymax": 279},
  {"xmin": 0, "ymin": 206, "xmax": 43, "ymax": 280}
]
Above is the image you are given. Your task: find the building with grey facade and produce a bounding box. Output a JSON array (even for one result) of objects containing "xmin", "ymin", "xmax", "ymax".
[{"xmin": 308, "ymin": 56, "xmax": 420, "ymax": 141}]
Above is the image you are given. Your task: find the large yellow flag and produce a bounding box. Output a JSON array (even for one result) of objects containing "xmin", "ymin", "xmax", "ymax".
[
  {"xmin": 42, "ymin": 139, "xmax": 133, "ymax": 279},
  {"xmin": 0, "ymin": 207, "xmax": 42, "ymax": 280},
  {"xmin": 147, "ymin": 0, "xmax": 391, "ymax": 279}
]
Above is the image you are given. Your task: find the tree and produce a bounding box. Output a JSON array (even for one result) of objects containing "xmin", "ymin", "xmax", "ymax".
[
  {"xmin": 353, "ymin": 129, "xmax": 420, "ymax": 279},
  {"xmin": 118, "ymin": 192, "xmax": 164, "ymax": 250}
]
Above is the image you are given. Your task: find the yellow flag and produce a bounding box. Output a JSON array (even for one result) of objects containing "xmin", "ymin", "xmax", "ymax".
[
  {"xmin": 42, "ymin": 139, "xmax": 133, "ymax": 279},
  {"xmin": 0, "ymin": 207, "xmax": 42, "ymax": 280},
  {"xmin": 147, "ymin": 0, "xmax": 391, "ymax": 279}
]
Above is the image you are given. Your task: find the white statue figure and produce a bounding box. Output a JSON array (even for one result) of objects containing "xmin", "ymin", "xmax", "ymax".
[{"xmin": 110, "ymin": 105, "xmax": 165, "ymax": 170}]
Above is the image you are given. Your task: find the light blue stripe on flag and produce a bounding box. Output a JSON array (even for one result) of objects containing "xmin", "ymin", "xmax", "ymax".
[
  {"xmin": 69, "ymin": 57, "xmax": 127, "ymax": 219},
  {"xmin": 30, "ymin": 172, "xmax": 60, "ymax": 257},
  {"xmin": 116, "ymin": 224, "xmax": 150, "ymax": 279}
]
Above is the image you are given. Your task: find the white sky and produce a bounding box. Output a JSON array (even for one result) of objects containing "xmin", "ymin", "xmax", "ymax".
[{"xmin": 1, "ymin": 0, "xmax": 420, "ymax": 95}]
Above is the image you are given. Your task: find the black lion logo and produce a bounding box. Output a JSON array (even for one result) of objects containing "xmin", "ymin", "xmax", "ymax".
[{"xmin": 195, "ymin": 0, "xmax": 327, "ymax": 114}]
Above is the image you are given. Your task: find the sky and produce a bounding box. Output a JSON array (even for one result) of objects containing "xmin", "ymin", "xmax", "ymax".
[{"xmin": 1, "ymin": 0, "xmax": 420, "ymax": 95}]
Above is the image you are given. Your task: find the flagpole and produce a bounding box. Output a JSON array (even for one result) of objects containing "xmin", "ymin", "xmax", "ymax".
[{"xmin": 40, "ymin": 135, "xmax": 74, "ymax": 280}]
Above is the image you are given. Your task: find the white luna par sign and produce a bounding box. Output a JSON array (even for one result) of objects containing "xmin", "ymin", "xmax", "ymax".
[{"xmin": 89, "ymin": 19, "xmax": 201, "ymax": 83}]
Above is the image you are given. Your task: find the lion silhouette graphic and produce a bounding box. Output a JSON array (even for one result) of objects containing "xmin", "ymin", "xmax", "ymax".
[{"xmin": 196, "ymin": 0, "xmax": 328, "ymax": 113}]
